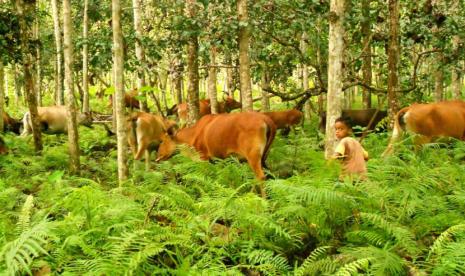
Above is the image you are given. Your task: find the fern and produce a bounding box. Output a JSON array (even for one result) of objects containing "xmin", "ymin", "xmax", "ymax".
[
  {"xmin": 427, "ymin": 223, "xmax": 465, "ymax": 260},
  {"xmin": 334, "ymin": 257, "xmax": 373, "ymax": 276},
  {"xmin": 294, "ymin": 246, "xmax": 335, "ymax": 276},
  {"xmin": 246, "ymin": 249, "xmax": 291, "ymax": 275}
]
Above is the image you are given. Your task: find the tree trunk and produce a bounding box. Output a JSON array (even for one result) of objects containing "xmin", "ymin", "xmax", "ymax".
[
  {"xmin": 224, "ymin": 53, "xmax": 234, "ymax": 97},
  {"xmin": 16, "ymin": 0, "xmax": 43, "ymax": 152},
  {"xmin": 173, "ymin": 57, "xmax": 183, "ymax": 104},
  {"xmin": 208, "ymin": 46, "xmax": 219, "ymax": 114},
  {"xmin": 434, "ymin": 52, "xmax": 444, "ymax": 101},
  {"xmin": 82, "ymin": 0, "xmax": 90, "ymax": 113},
  {"xmin": 387, "ymin": 0, "xmax": 400, "ymax": 128},
  {"xmin": 260, "ymin": 69, "xmax": 270, "ymax": 112},
  {"xmin": 63, "ymin": 0, "xmax": 80, "ymax": 173},
  {"xmin": 301, "ymin": 32, "xmax": 311, "ymax": 120},
  {"xmin": 0, "ymin": 62, "xmax": 4, "ymax": 132},
  {"xmin": 237, "ymin": 0, "xmax": 253, "ymax": 111},
  {"xmin": 132, "ymin": 0, "xmax": 149, "ymax": 112},
  {"xmin": 34, "ymin": 9, "xmax": 42, "ymax": 107},
  {"xmin": 324, "ymin": 0, "xmax": 345, "ymax": 159},
  {"xmin": 186, "ymin": 0, "xmax": 200, "ymax": 125},
  {"xmin": 14, "ymin": 64, "xmax": 21, "ymax": 106},
  {"xmin": 361, "ymin": 0, "xmax": 372, "ymax": 108},
  {"xmin": 51, "ymin": 0, "xmax": 64, "ymax": 105},
  {"xmin": 451, "ymin": 35, "xmax": 462, "ymax": 99}
]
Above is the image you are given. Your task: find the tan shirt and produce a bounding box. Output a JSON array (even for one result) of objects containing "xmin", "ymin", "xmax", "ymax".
[{"xmin": 334, "ymin": 137, "xmax": 368, "ymax": 180}]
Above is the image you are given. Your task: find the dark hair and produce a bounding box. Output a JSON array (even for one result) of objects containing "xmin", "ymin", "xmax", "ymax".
[{"xmin": 335, "ymin": 116, "xmax": 353, "ymax": 129}]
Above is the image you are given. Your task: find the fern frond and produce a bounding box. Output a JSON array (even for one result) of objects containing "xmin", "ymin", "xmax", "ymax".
[
  {"xmin": 247, "ymin": 249, "xmax": 291, "ymax": 275},
  {"xmin": 346, "ymin": 230, "xmax": 388, "ymax": 247},
  {"xmin": 427, "ymin": 223, "xmax": 465, "ymax": 260},
  {"xmin": 294, "ymin": 246, "xmax": 332, "ymax": 276},
  {"xmin": 0, "ymin": 220, "xmax": 51, "ymax": 276},
  {"xmin": 334, "ymin": 257, "xmax": 373, "ymax": 276},
  {"xmin": 17, "ymin": 195, "xmax": 34, "ymax": 234}
]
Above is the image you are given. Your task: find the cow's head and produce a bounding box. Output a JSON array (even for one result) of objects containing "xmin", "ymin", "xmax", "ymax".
[
  {"xmin": 223, "ymin": 96, "xmax": 242, "ymax": 112},
  {"xmin": 78, "ymin": 111, "xmax": 94, "ymax": 128},
  {"xmin": 156, "ymin": 134, "xmax": 177, "ymax": 162}
]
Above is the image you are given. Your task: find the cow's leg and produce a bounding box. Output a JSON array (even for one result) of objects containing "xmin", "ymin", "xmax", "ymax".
[{"xmin": 246, "ymin": 150, "xmax": 267, "ymax": 198}]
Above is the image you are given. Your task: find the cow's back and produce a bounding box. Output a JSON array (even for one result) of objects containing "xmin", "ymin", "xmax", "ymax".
[
  {"xmin": 38, "ymin": 106, "xmax": 68, "ymax": 133},
  {"xmin": 404, "ymin": 101, "xmax": 465, "ymax": 139}
]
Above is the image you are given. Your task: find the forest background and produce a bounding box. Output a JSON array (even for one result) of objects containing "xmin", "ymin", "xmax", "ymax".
[{"xmin": 1, "ymin": 0, "xmax": 465, "ymax": 274}]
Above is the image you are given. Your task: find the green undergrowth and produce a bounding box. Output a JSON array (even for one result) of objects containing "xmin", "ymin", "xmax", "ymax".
[{"xmin": 1, "ymin": 123, "xmax": 465, "ymax": 275}]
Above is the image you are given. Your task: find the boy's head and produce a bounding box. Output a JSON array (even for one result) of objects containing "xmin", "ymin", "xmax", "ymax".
[{"xmin": 334, "ymin": 117, "xmax": 353, "ymax": 139}]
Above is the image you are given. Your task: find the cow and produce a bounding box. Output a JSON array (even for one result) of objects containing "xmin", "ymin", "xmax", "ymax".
[
  {"xmin": 108, "ymin": 89, "xmax": 140, "ymax": 110},
  {"xmin": 319, "ymin": 109, "xmax": 387, "ymax": 134},
  {"xmin": 263, "ymin": 109, "xmax": 303, "ymax": 135},
  {"xmin": 156, "ymin": 112, "xmax": 277, "ymax": 197},
  {"xmin": 127, "ymin": 112, "xmax": 176, "ymax": 170},
  {"xmin": 2, "ymin": 112, "xmax": 22, "ymax": 134},
  {"xmin": 172, "ymin": 96, "xmax": 242, "ymax": 122},
  {"xmin": 21, "ymin": 106, "xmax": 93, "ymax": 136},
  {"xmin": 383, "ymin": 101, "xmax": 465, "ymax": 156}
]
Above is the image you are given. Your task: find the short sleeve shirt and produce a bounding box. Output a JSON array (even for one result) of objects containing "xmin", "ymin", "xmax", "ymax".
[{"xmin": 334, "ymin": 137, "xmax": 368, "ymax": 179}]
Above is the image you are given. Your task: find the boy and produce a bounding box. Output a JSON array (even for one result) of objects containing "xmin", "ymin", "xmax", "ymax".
[{"xmin": 333, "ymin": 117, "xmax": 369, "ymax": 181}]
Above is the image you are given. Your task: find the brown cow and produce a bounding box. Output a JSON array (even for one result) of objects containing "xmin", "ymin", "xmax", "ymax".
[
  {"xmin": 21, "ymin": 106, "xmax": 93, "ymax": 135},
  {"xmin": 157, "ymin": 112, "xmax": 276, "ymax": 196},
  {"xmin": 2, "ymin": 112, "xmax": 22, "ymax": 134},
  {"xmin": 319, "ymin": 109, "xmax": 387, "ymax": 133},
  {"xmin": 383, "ymin": 101, "xmax": 465, "ymax": 155},
  {"xmin": 263, "ymin": 109, "xmax": 303, "ymax": 135},
  {"xmin": 108, "ymin": 89, "xmax": 140, "ymax": 110},
  {"xmin": 174, "ymin": 96, "xmax": 242, "ymax": 122},
  {"xmin": 127, "ymin": 112, "xmax": 176, "ymax": 169}
]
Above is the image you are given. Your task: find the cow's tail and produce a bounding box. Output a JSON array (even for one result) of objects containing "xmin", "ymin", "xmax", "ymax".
[
  {"xmin": 262, "ymin": 117, "xmax": 277, "ymax": 167},
  {"xmin": 382, "ymin": 107, "xmax": 410, "ymax": 157}
]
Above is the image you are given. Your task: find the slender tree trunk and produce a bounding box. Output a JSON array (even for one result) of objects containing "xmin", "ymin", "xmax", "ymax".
[
  {"xmin": 324, "ymin": 0, "xmax": 345, "ymax": 159},
  {"xmin": 301, "ymin": 32, "xmax": 311, "ymax": 120},
  {"xmin": 16, "ymin": 0, "xmax": 43, "ymax": 152},
  {"xmin": 434, "ymin": 52, "xmax": 444, "ymax": 101},
  {"xmin": 361, "ymin": 0, "xmax": 372, "ymax": 108},
  {"xmin": 173, "ymin": 57, "xmax": 183, "ymax": 104},
  {"xmin": 34, "ymin": 9, "xmax": 42, "ymax": 107},
  {"xmin": 208, "ymin": 46, "xmax": 219, "ymax": 114},
  {"xmin": 51, "ymin": 0, "xmax": 64, "ymax": 105},
  {"xmin": 186, "ymin": 0, "xmax": 200, "ymax": 125},
  {"xmin": 112, "ymin": 0, "xmax": 128, "ymax": 183},
  {"xmin": 82, "ymin": 0, "xmax": 90, "ymax": 113},
  {"xmin": 260, "ymin": 69, "xmax": 270, "ymax": 112},
  {"xmin": 63, "ymin": 0, "xmax": 80, "ymax": 173},
  {"xmin": 14, "ymin": 64, "xmax": 21, "ymax": 106},
  {"xmin": 237, "ymin": 0, "xmax": 253, "ymax": 111},
  {"xmin": 224, "ymin": 53, "xmax": 234, "ymax": 97},
  {"xmin": 0, "ymin": 62, "xmax": 4, "ymax": 132},
  {"xmin": 132, "ymin": 0, "xmax": 149, "ymax": 111},
  {"xmin": 451, "ymin": 35, "xmax": 462, "ymax": 99},
  {"xmin": 387, "ymin": 0, "xmax": 400, "ymax": 128},
  {"xmin": 4, "ymin": 65, "xmax": 8, "ymax": 107}
]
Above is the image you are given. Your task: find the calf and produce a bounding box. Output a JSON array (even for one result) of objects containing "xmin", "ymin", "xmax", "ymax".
[
  {"xmin": 319, "ymin": 109, "xmax": 387, "ymax": 134},
  {"xmin": 2, "ymin": 112, "xmax": 22, "ymax": 134},
  {"xmin": 108, "ymin": 89, "xmax": 140, "ymax": 110},
  {"xmin": 383, "ymin": 101, "xmax": 465, "ymax": 155},
  {"xmin": 127, "ymin": 112, "xmax": 176, "ymax": 169},
  {"xmin": 21, "ymin": 106, "xmax": 93, "ymax": 135},
  {"xmin": 157, "ymin": 112, "xmax": 277, "ymax": 195},
  {"xmin": 263, "ymin": 109, "xmax": 303, "ymax": 135}
]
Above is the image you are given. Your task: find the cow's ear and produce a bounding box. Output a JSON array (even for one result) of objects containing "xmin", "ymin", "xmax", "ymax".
[{"xmin": 166, "ymin": 124, "xmax": 178, "ymax": 136}]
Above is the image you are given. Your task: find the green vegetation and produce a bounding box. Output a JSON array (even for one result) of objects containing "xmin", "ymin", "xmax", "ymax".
[{"xmin": 1, "ymin": 119, "xmax": 465, "ymax": 275}]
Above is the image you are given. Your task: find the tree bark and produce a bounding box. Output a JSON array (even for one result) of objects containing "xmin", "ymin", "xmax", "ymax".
[
  {"xmin": 237, "ymin": 0, "xmax": 253, "ymax": 111},
  {"xmin": 208, "ymin": 46, "xmax": 219, "ymax": 114},
  {"xmin": 63, "ymin": 0, "xmax": 80, "ymax": 173},
  {"xmin": 387, "ymin": 0, "xmax": 400, "ymax": 128},
  {"xmin": 112, "ymin": 0, "xmax": 129, "ymax": 183},
  {"xmin": 434, "ymin": 52, "xmax": 444, "ymax": 102},
  {"xmin": 260, "ymin": 69, "xmax": 270, "ymax": 112},
  {"xmin": 51, "ymin": 0, "xmax": 64, "ymax": 105},
  {"xmin": 132, "ymin": 0, "xmax": 149, "ymax": 112},
  {"xmin": 16, "ymin": 0, "xmax": 43, "ymax": 152},
  {"xmin": 0, "ymin": 62, "xmax": 4, "ymax": 132},
  {"xmin": 324, "ymin": 0, "xmax": 345, "ymax": 159},
  {"xmin": 82, "ymin": 0, "xmax": 90, "ymax": 113},
  {"xmin": 451, "ymin": 35, "xmax": 462, "ymax": 99},
  {"xmin": 173, "ymin": 57, "xmax": 183, "ymax": 104},
  {"xmin": 301, "ymin": 32, "xmax": 311, "ymax": 120},
  {"xmin": 361, "ymin": 0, "xmax": 372, "ymax": 108},
  {"xmin": 224, "ymin": 53, "xmax": 234, "ymax": 97},
  {"xmin": 186, "ymin": 0, "xmax": 200, "ymax": 125},
  {"xmin": 34, "ymin": 8, "xmax": 42, "ymax": 107},
  {"xmin": 14, "ymin": 64, "xmax": 21, "ymax": 106}
]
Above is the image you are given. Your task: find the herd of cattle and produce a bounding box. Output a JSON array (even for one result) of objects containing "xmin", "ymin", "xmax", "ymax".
[{"xmin": 0, "ymin": 94, "xmax": 464, "ymax": 180}]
